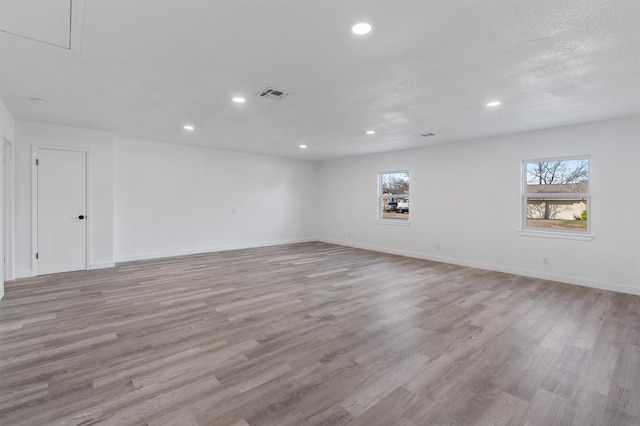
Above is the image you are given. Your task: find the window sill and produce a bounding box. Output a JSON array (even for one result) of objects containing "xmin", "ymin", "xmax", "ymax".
[
  {"xmin": 518, "ymin": 229, "xmax": 594, "ymax": 241},
  {"xmin": 377, "ymin": 219, "xmax": 411, "ymax": 226}
]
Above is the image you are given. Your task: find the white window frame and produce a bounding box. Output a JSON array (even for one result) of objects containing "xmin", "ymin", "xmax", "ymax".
[
  {"xmin": 520, "ymin": 156, "xmax": 593, "ymax": 240},
  {"xmin": 378, "ymin": 170, "xmax": 410, "ymax": 225}
]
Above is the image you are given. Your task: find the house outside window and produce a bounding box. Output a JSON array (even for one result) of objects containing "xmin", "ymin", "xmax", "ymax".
[
  {"xmin": 523, "ymin": 157, "xmax": 590, "ymax": 233},
  {"xmin": 379, "ymin": 171, "xmax": 409, "ymax": 222}
]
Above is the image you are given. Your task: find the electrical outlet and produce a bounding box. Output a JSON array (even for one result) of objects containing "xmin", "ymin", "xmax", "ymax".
[
  {"xmin": 542, "ymin": 256, "xmax": 549, "ymax": 264},
  {"xmin": 435, "ymin": 243, "xmax": 441, "ymax": 251}
]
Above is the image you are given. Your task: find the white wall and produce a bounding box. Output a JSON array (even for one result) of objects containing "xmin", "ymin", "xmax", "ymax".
[
  {"xmin": 5, "ymin": 116, "xmax": 638, "ymax": 296},
  {"xmin": 0, "ymin": 100, "xmax": 16, "ymax": 298},
  {"xmin": 14, "ymin": 121, "xmax": 115, "ymax": 277},
  {"xmin": 319, "ymin": 116, "xmax": 640, "ymax": 295},
  {"xmin": 113, "ymin": 136, "xmax": 318, "ymax": 261},
  {"xmin": 11, "ymin": 122, "xmax": 318, "ymax": 276}
]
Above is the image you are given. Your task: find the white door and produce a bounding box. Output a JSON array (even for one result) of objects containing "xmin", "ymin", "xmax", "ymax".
[{"xmin": 36, "ymin": 148, "xmax": 87, "ymax": 274}]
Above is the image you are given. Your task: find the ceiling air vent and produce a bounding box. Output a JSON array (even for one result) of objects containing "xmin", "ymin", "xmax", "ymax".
[
  {"xmin": 256, "ymin": 87, "xmax": 289, "ymax": 100},
  {"xmin": 420, "ymin": 133, "xmax": 435, "ymax": 138}
]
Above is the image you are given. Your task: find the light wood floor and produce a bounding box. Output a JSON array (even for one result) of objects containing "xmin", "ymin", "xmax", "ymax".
[{"xmin": 1, "ymin": 242, "xmax": 639, "ymax": 425}]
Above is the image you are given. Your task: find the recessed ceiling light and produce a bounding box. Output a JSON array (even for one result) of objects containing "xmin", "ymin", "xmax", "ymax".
[
  {"xmin": 366, "ymin": 130, "xmax": 376, "ymax": 135},
  {"xmin": 29, "ymin": 97, "xmax": 47, "ymax": 105},
  {"xmin": 299, "ymin": 144, "xmax": 307, "ymax": 149},
  {"xmin": 352, "ymin": 23, "xmax": 372, "ymax": 35},
  {"xmin": 183, "ymin": 124, "xmax": 195, "ymax": 131},
  {"xmin": 486, "ymin": 101, "xmax": 501, "ymax": 107},
  {"xmin": 232, "ymin": 97, "xmax": 246, "ymax": 103}
]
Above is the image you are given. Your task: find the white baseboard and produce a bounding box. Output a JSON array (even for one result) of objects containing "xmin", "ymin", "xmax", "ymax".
[
  {"xmin": 10, "ymin": 240, "xmax": 319, "ymax": 278},
  {"xmin": 90, "ymin": 262, "xmax": 115, "ymax": 270},
  {"xmin": 12, "ymin": 238, "xmax": 637, "ymax": 296},
  {"xmin": 14, "ymin": 270, "xmax": 36, "ymax": 279},
  {"xmin": 114, "ymin": 238, "xmax": 319, "ymax": 263},
  {"xmin": 14, "ymin": 263, "xmax": 115, "ymax": 277},
  {"xmin": 318, "ymin": 238, "xmax": 640, "ymax": 296}
]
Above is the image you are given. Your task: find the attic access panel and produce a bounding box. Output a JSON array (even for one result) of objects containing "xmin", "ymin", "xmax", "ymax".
[{"xmin": 0, "ymin": 0, "xmax": 72, "ymax": 49}]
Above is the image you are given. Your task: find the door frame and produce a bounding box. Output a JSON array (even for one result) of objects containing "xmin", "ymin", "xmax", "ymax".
[
  {"xmin": 4, "ymin": 138, "xmax": 14, "ymax": 281},
  {"xmin": 32, "ymin": 145, "xmax": 91, "ymax": 275}
]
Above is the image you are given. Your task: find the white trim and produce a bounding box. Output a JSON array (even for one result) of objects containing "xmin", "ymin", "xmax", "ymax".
[
  {"xmin": 521, "ymin": 156, "xmax": 591, "ymax": 234},
  {"xmin": 376, "ymin": 219, "xmax": 411, "ymax": 226},
  {"xmin": 523, "ymin": 154, "xmax": 592, "ymax": 164},
  {"xmin": 31, "ymin": 147, "xmax": 37, "ymax": 274},
  {"xmin": 70, "ymin": 0, "xmax": 85, "ymax": 53},
  {"xmin": 3, "ymin": 138, "xmax": 14, "ymax": 282},
  {"xmin": 85, "ymin": 149, "xmax": 92, "ymax": 269},
  {"xmin": 378, "ymin": 169, "xmax": 410, "ymax": 223},
  {"xmin": 318, "ymin": 238, "xmax": 640, "ymax": 296},
  {"xmin": 517, "ymin": 229, "xmax": 594, "ymax": 241},
  {"xmin": 90, "ymin": 262, "xmax": 115, "ymax": 270},
  {"xmin": 15, "ymin": 270, "xmax": 36, "ymax": 279},
  {"xmin": 32, "ymin": 145, "xmax": 91, "ymax": 275},
  {"xmin": 114, "ymin": 238, "xmax": 317, "ymax": 263}
]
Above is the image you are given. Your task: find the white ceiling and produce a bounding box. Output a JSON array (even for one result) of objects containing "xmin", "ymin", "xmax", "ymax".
[{"xmin": 1, "ymin": 0, "xmax": 638, "ymax": 160}]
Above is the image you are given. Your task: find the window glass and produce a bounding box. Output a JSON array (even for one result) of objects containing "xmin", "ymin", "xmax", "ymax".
[
  {"xmin": 524, "ymin": 158, "xmax": 589, "ymax": 232},
  {"xmin": 380, "ymin": 171, "xmax": 409, "ymax": 221}
]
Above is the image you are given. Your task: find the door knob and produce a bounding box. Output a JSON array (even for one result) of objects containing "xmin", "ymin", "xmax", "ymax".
[{"xmin": 78, "ymin": 215, "xmax": 85, "ymax": 220}]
